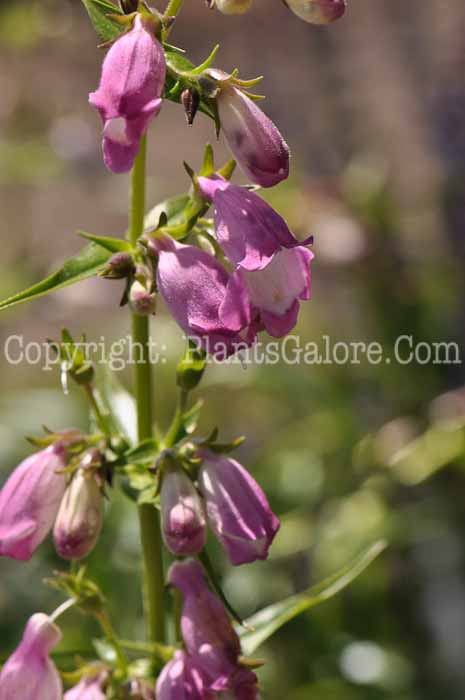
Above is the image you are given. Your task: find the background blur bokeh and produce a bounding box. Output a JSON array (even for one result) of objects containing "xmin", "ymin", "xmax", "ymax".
[{"xmin": 1, "ymin": 0, "xmax": 465, "ymax": 697}]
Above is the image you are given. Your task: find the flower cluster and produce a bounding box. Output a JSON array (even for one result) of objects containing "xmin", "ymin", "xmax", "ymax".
[
  {"xmin": 160, "ymin": 450, "xmax": 280, "ymax": 565},
  {"xmin": 0, "ymin": 441, "xmax": 104, "ymax": 562},
  {"xmin": 157, "ymin": 559, "xmax": 259, "ymax": 700}
]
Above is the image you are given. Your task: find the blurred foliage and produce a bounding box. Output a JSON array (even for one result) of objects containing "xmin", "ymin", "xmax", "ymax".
[{"xmin": 1, "ymin": 0, "xmax": 465, "ymax": 698}]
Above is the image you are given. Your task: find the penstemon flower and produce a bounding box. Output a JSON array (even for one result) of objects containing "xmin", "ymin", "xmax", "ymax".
[
  {"xmin": 0, "ymin": 443, "xmax": 67, "ymax": 561},
  {"xmin": 198, "ymin": 450, "xmax": 280, "ymax": 565},
  {"xmin": 166, "ymin": 559, "xmax": 259, "ymax": 698},
  {"xmin": 197, "ymin": 174, "xmax": 312, "ymax": 271},
  {"xmin": 160, "ymin": 465, "xmax": 207, "ymax": 556},
  {"xmin": 0, "ymin": 613, "xmax": 62, "ymax": 700},
  {"xmin": 64, "ymin": 669, "xmax": 108, "ymax": 700},
  {"xmin": 156, "ymin": 651, "xmax": 206, "ymax": 700},
  {"xmin": 149, "ymin": 235, "xmax": 254, "ymax": 356},
  {"xmin": 89, "ymin": 14, "xmax": 166, "ymax": 173},
  {"xmin": 208, "ymin": 70, "xmax": 290, "ymax": 188}
]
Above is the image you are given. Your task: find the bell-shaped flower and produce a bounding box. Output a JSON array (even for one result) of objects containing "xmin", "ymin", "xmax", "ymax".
[
  {"xmin": 221, "ymin": 246, "xmax": 313, "ymax": 338},
  {"xmin": 89, "ymin": 14, "xmax": 166, "ymax": 173},
  {"xmin": 284, "ymin": 0, "xmax": 346, "ymax": 24},
  {"xmin": 198, "ymin": 175, "xmax": 312, "ymax": 271},
  {"xmin": 0, "ymin": 444, "xmax": 67, "ymax": 561},
  {"xmin": 161, "ymin": 466, "xmax": 206, "ymax": 556},
  {"xmin": 53, "ymin": 464, "xmax": 104, "ymax": 561},
  {"xmin": 0, "ymin": 613, "xmax": 62, "ymax": 700},
  {"xmin": 156, "ymin": 651, "xmax": 206, "ymax": 700},
  {"xmin": 64, "ymin": 670, "xmax": 108, "ymax": 700},
  {"xmin": 210, "ymin": 70, "xmax": 289, "ymax": 188},
  {"xmin": 150, "ymin": 235, "xmax": 253, "ymax": 357},
  {"xmin": 168, "ymin": 559, "xmax": 241, "ymax": 685},
  {"xmin": 198, "ymin": 450, "xmax": 280, "ymax": 566}
]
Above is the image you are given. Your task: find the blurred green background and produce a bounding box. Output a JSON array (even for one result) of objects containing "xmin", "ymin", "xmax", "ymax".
[{"xmin": 1, "ymin": 0, "xmax": 465, "ymax": 697}]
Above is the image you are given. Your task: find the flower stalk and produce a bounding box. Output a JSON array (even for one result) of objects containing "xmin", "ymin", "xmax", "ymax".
[{"xmin": 129, "ymin": 135, "xmax": 166, "ymax": 646}]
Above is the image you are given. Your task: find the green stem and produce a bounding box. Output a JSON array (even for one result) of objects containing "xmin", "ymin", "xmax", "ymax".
[
  {"xmin": 96, "ymin": 611, "xmax": 128, "ymax": 675},
  {"xmin": 164, "ymin": 0, "xmax": 185, "ymax": 19},
  {"xmin": 129, "ymin": 135, "xmax": 166, "ymax": 645},
  {"xmin": 164, "ymin": 388, "xmax": 188, "ymax": 447},
  {"xmin": 84, "ymin": 384, "xmax": 111, "ymax": 438}
]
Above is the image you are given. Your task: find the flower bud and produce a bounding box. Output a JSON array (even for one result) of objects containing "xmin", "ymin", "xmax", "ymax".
[
  {"xmin": 128, "ymin": 280, "xmax": 157, "ymax": 316},
  {"xmin": 0, "ymin": 613, "xmax": 62, "ymax": 700},
  {"xmin": 181, "ymin": 88, "xmax": 200, "ymax": 125},
  {"xmin": 100, "ymin": 252, "xmax": 135, "ymax": 280},
  {"xmin": 160, "ymin": 465, "xmax": 206, "ymax": 555},
  {"xmin": 215, "ymin": 0, "xmax": 253, "ymax": 14},
  {"xmin": 209, "ymin": 70, "xmax": 289, "ymax": 188},
  {"xmin": 53, "ymin": 462, "xmax": 104, "ymax": 560},
  {"xmin": 64, "ymin": 670, "xmax": 108, "ymax": 700},
  {"xmin": 283, "ymin": 0, "xmax": 346, "ymax": 24}
]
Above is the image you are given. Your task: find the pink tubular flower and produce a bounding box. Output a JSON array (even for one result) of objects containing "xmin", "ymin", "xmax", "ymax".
[
  {"xmin": 284, "ymin": 0, "xmax": 346, "ymax": 24},
  {"xmin": 230, "ymin": 246, "xmax": 314, "ymax": 338},
  {"xmin": 161, "ymin": 467, "xmax": 206, "ymax": 556},
  {"xmin": 64, "ymin": 670, "xmax": 107, "ymax": 700},
  {"xmin": 156, "ymin": 651, "xmax": 206, "ymax": 700},
  {"xmin": 0, "ymin": 613, "xmax": 62, "ymax": 700},
  {"xmin": 89, "ymin": 14, "xmax": 166, "ymax": 173},
  {"xmin": 197, "ymin": 175, "xmax": 312, "ymax": 271},
  {"xmin": 168, "ymin": 559, "xmax": 241, "ymax": 685},
  {"xmin": 198, "ymin": 450, "xmax": 280, "ymax": 566},
  {"xmin": 150, "ymin": 236, "xmax": 253, "ymax": 356},
  {"xmin": 0, "ymin": 444, "xmax": 67, "ymax": 561},
  {"xmin": 210, "ymin": 71, "xmax": 289, "ymax": 187}
]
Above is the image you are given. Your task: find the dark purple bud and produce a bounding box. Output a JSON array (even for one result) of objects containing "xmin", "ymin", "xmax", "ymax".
[
  {"xmin": 181, "ymin": 88, "xmax": 200, "ymax": 125},
  {"xmin": 120, "ymin": 0, "xmax": 139, "ymax": 13},
  {"xmin": 100, "ymin": 252, "xmax": 135, "ymax": 280}
]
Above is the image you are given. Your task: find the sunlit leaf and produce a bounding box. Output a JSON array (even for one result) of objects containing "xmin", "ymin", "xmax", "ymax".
[
  {"xmin": 0, "ymin": 243, "xmax": 111, "ymax": 312},
  {"xmin": 81, "ymin": 0, "xmax": 124, "ymax": 42},
  {"xmin": 144, "ymin": 194, "xmax": 190, "ymax": 231},
  {"xmin": 238, "ymin": 540, "xmax": 387, "ymax": 655}
]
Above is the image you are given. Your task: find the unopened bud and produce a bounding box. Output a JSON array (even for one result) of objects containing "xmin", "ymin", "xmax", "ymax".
[
  {"xmin": 177, "ymin": 341, "xmax": 206, "ymax": 391},
  {"xmin": 128, "ymin": 280, "xmax": 157, "ymax": 316},
  {"xmin": 100, "ymin": 252, "xmax": 135, "ymax": 280},
  {"xmin": 283, "ymin": 0, "xmax": 346, "ymax": 24},
  {"xmin": 215, "ymin": 0, "xmax": 252, "ymax": 14},
  {"xmin": 160, "ymin": 465, "xmax": 206, "ymax": 556},
  {"xmin": 53, "ymin": 465, "xmax": 104, "ymax": 560},
  {"xmin": 181, "ymin": 88, "xmax": 200, "ymax": 126}
]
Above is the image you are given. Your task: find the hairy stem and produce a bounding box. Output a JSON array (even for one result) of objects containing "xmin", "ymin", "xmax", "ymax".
[{"xmin": 129, "ymin": 135, "xmax": 166, "ymax": 645}]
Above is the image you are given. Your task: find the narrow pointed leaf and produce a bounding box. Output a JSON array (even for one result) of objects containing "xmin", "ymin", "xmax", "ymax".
[
  {"xmin": 81, "ymin": 0, "xmax": 124, "ymax": 42},
  {"xmin": 79, "ymin": 231, "xmax": 132, "ymax": 253},
  {"xmin": 0, "ymin": 243, "xmax": 111, "ymax": 312},
  {"xmin": 238, "ymin": 540, "xmax": 387, "ymax": 655}
]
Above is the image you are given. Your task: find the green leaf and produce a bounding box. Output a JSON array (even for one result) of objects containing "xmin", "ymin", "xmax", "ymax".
[
  {"xmin": 124, "ymin": 438, "xmax": 159, "ymax": 464},
  {"xmin": 81, "ymin": 0, "xmax": 124, "ymax": 42},
  {"xmin": 79, "ymin": 231, "xmax": 131, "ymax": 253},
  {"xmin": 144, "ymin": 194, "xmax": 190, "ymax": 231},
  {"xmin": 0, "ymin": 243, "xmax": 111, "ymax": 312},
  {"xmin": 95, "ymin": 366, "xmax": 137, "ymax": 443},
  {"xmin": 238, "ymin": 540, "xmax": 387, "ymax": 655}
]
